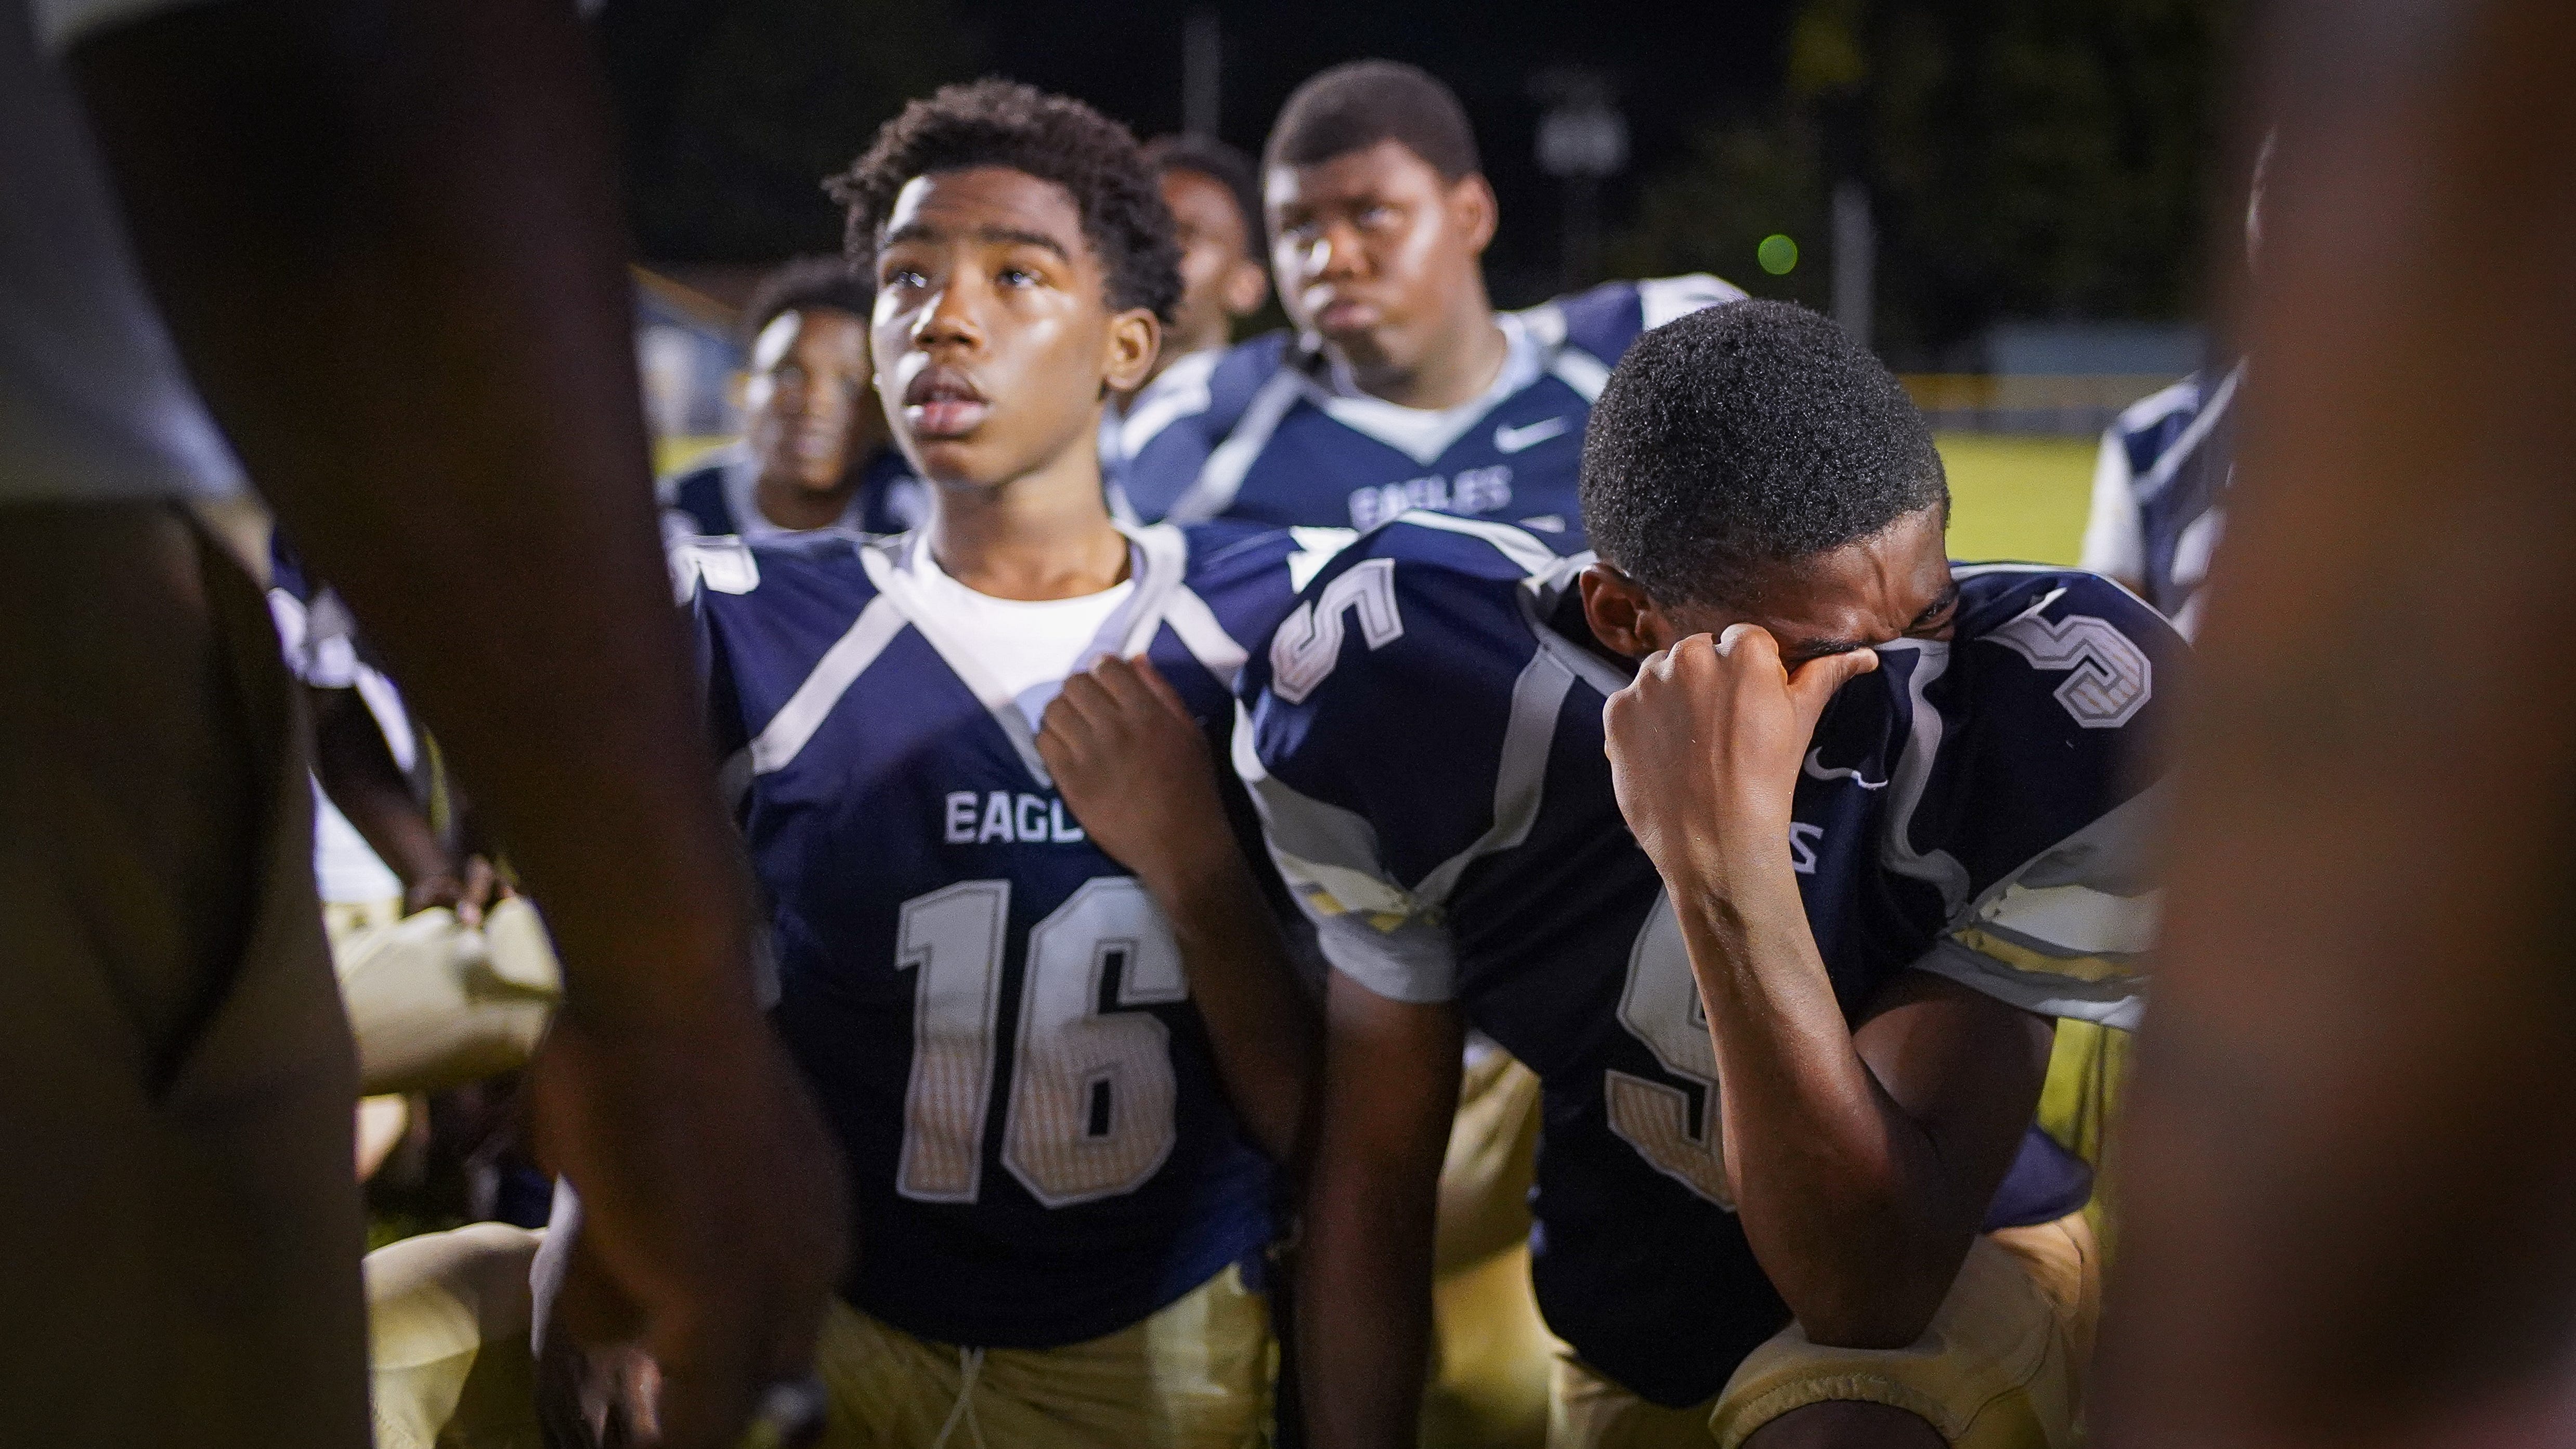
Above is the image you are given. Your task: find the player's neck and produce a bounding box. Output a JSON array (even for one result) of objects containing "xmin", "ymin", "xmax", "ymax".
[
  {"xmin": 753, "ymin": 467, "xmax": 861, "ymax": 532},
  {"xmin": 1344, "ymin": 284, "xmax": 1507, "ymax": 411},
  {"xmin": 1163, "ymin": 318, "xmax": 1230, "ymax": 374},
  {"xmin": 925, "ymin": 446, "xmax": 1128, "ymax": 602}
]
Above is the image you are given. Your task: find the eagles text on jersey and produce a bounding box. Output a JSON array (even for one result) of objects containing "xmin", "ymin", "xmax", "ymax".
[
  {"xmin": 1237, "ymin": 514, "xmax": 2180, "ymax": 1405},
  {"xmin": 1115, "ymin": 276, "xmax": 1744, "ymax": 551},
  {"xmin": 684, "ymin": 519, "xmax": 1339, "ymax": 1349}
]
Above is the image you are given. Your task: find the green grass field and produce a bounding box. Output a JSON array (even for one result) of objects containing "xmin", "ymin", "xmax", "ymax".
[{"xmin": 1936, "ymin": 433, "xmax": 2097, "ymax": 566}]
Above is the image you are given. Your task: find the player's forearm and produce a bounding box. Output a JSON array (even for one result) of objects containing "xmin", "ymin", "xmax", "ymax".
[
  {"xmin": 74, "ymin": 0, "xmax": 759, "ymax": 1021},
  {"xmin": 1668, "ymin": 859, "xmax": 1966, "ymax": 1347},
  {"xmin": 1297, "ymin": 1151, "xmax": 1440, "ymax": 1449},
  {"xmin": 1144, "ymin": 853, "xmax": 1319, "ymax": 1168},
  {"xmin": 308, "ymin": 685, "xmax": 452, "ymax": 893},
  {"xmin": 2102, "ymin": 4, "xmax": 2576, "ymax": 1439}
]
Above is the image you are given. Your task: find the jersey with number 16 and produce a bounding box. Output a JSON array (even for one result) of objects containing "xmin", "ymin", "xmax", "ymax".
[{"xmin": 685, "ymin": 520, "xmax": 1328, "ymax": 1351}]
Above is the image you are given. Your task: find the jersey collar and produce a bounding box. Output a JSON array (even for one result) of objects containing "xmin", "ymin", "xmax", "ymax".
[{"xmin": 857, "ymin": 521, "xmax": 1193, "ymax": 787}]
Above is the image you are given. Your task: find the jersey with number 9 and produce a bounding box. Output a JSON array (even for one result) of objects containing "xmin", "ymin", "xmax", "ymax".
[
  {"xmin": 687, "ymin": 520, "xmax": 1331, "ymax": 1350},
  {"xmin": 1236, "ymin": 514, "xmax": 2181, "ymax": 1407}
]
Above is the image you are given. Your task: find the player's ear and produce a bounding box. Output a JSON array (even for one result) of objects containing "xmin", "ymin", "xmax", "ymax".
[
  {"xmin": 1578, "ymin": 564, "xmax": 1664, "ymax": 659},
  {"xmin": 1451, "ymin": 173, "xmax": 1499, "ymax": 256},
  {"xmin": 725, "ymin": 370, "xmax": 751, "ymax": 412},
  {"xmin": 1102, "ymin": 306, "xmax": 1161, "ymax": 394}
]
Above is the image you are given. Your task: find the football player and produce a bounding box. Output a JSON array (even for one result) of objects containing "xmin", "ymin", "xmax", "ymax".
[
  {"xmin": 1120, "ymin": 59, "xmax": 1741, "ymax": 551},
  {"xmin": 660, "ymin": 255, "xmax": 927, "ymax": 543},
  {"xmin": 1144, "ymin": 133, "xmax": 1272, "ymax": 380},
  {"xmin": 1108, "ymin": 134, "xmax": 1273, "ymax": 520},
  {"xmin": 2079, "ymin": 136, "xmax": 2263, "ymax": 639},
  {"xmin": 1241, "ymin": 301, "xmax": 2180, "ymax": 1447},
  {"xmin": 680, "ymin": 81, "xmax": 1321, "ymax": 1445}
]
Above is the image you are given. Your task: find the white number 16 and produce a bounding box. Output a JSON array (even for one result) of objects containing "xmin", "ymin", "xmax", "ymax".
[{"xmin": 893, "ymin": 877, "xmax": 1190, "ymax": 1209}]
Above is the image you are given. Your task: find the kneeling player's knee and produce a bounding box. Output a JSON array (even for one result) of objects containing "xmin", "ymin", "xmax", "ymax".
[{"xmin": 1741, "ymin": 1399, "xmax": 1944, "ymax": 1449}]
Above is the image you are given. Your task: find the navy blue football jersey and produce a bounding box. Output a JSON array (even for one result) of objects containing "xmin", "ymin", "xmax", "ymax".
[
  {"xmin": 659, "ymin": 441, "xmax": 928, "ymax": 545},
  {"xmin": 685, "ymin": 520, "xmax": 1344, "ymax": 1350},
  {"xmin": 1119, "ymin": 276, "xmax": 1744, "ymax": 551},
  {"xmin": 1238, "ymin": 515, "xmax": 2178, "ymax": 1405},
  {"xmin": 2082, "ymin": 362, "xmax": 2242, "ymax": 635}
]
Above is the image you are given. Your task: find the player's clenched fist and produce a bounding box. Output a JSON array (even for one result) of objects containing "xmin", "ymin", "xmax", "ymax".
[
  {"xmin": 1038, "ymin": 655, "xmax": 1232, "ymax": 891},
  {"xmin": 1603, "ymin": 624, "xmax": 1878, "ymax": 885},
  {"xmin": 528, "ymin": 996, "xmax": 847, "ymax": 1449}
]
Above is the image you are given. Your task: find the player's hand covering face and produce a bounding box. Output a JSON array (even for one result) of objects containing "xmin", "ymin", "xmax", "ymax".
[
  {"xmin": 1036, "ymin": 654, "xmax": 1234, "ymax": 889},
  {"xmin": 1267, "ymin": 139, "xmax": 1495, "ymax": 373},
  {"xmin": 743, "ymin": 308, "xmax": 876, "ymax": 494},
  {"xmin": 870, "ymin": 166, "xmax": 1158, "ymax": 490},
  {"xmin": 1588, "ymin": 503, "xmax": 1957, "ymax": 851},
  {"xmin": 1606, "ymin": 626, "xmax": 1881, "ymax": 872}
]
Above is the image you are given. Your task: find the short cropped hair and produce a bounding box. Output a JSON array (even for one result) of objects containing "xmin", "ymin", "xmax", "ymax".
[
  {"xmin": 738, "ymin": 255, "xmax": 873, "ymax": 347},
  {"xmin": 1264, "ymin": 60, "xmax": 1480, "ymax": 181},
  {"xmin": 826, "ymin": 79, "xmax": 1182, "ymax": 322},
  {"xmin": 1578, "ymin": 301, "xmax": 1948, "ymax": 608},
  {"xmin": 1143, "ymin": 134, "xmax": 1264, "ymax": 257}
]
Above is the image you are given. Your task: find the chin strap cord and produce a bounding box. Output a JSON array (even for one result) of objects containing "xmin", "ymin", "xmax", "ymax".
[{"xmin": 928, "ymin": 1344, "xmax": 988, "ymax": 1449}]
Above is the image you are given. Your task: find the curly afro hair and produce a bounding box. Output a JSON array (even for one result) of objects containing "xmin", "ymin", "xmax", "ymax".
[
  {"xmin": 737, "ymin": 255, "xmax": 871, "ymax": 348},
  {"xmin": 1578, "ymin": 300, "xmax": 1947, "ymax": 608},
  {"xmin": 825, "ymin": 79, "xmax": 1182, "ymax": 324}
]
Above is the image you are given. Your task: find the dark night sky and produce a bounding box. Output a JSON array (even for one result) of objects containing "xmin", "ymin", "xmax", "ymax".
[{"xmin": 603, "ymin": 0, "xmax": 1803, "ymax": 303}]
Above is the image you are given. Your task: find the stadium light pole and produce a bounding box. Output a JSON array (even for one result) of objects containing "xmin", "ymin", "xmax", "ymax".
[
  {"xmin": 1832, "ymin": 179, "xmax": 1875, "ymax": 349},
  {"xmin": 1535, "ymin": 68, "xmax": 1628, "ymax": 292},
  {"xmin": 1183, "ymin": 11, "xmax": 1221, "ymax": 139}
]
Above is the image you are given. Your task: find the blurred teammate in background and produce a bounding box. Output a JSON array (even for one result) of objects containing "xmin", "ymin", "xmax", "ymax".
[
  {"xmin": 2079, "ymin": 138, "xmax": 2265, "ymax": 638},
  {"xmin": 1119, "ymin": 59, "xmax": 1741, "ymax": 550},
  {"xmin": 268, "ymin": 538, "xmax": 495, "ymax": 935},
  {"xmin": 1108, "ymin": 134, "xmax": 1273, "ymax": 520},
  {"xmin": 1244, "ymin": 301, "xmax": 2179, "ymax": 1447},
  {"xmin": 660, "ymin": 254, "xmax": 927, "ymax": 543},
  {"xmin": 2, "ymin": 0, "xmax": 842, "ymax": 1443},
  {"xmin": 2103, "ymin": 3, "xmax": 2576, "ymax": 1446},
  {"xmin": 670, "ymin": 81, "xmax": 1322, "ymax": 1444}
]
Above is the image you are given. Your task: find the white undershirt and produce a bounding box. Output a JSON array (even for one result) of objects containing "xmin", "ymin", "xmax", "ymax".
[
  {"xmin": 1314, "ymin": 310, "xmax": 1543, "ymax": 463},
  {"xmin": 906, "ymin": 549, "xmax": 1135, "ymax": 727}
]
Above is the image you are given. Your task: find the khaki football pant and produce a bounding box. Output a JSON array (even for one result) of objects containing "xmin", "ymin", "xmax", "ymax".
[
  {"xmin": 815, "ymin": 1264, "xmax": 1274, "ymax": 1448},
  {"xmin": 1426, "ymin": 1046, "xmax": 1560, "ymax": 1449},
  {"xmin": 1550, "ymin": 1212, "xmax": 2100, "ymax": 1449},
  {"xmin": 0, "ymin": 502, "xmax": 369, "ymax": 1447},
  {"xmin": 366, "ymin": 1222, "xmax": 549, "ymax": 1449}
]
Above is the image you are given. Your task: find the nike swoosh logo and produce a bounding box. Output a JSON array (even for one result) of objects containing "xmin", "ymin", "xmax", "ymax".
[
  {"xmin": 1494, "ymin": 417, "xmax": 1569, "ymax": 454},
  {"xmin": 1803, "ymin": 748, "xmax": 1889, "ymax": 790}
]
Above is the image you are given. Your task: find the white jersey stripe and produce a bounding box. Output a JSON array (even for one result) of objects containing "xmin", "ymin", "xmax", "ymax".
[
  {"xmin": 1412, "ymin": 646, "xmax": 1576, "ymax": 907},
  {"xmin": 746, "ymin": 592, "xmax": 907, "ymax": 778},
  {"xmin": 1548, "ymin": 348, "xmax": 1611, "ymax": 403},
  {"xmin": 2135, "ymin": 362, "xmax": 2243, "ymax": 505},
  {"xmin": 1160, "ymin": 586, "xmax": 1249, "ymax": 686},
  {"xmin": 1874, "ymin": 639, "xmax": 1974, "ymax": 913},
  {"xmin": 1166, "ymin": 366, "xmax": 1307, "ymax": 524},
  {"xmin": 1391, "ymin": 508, "xmax": 1565, "ymax": 578},
  {"xmin": 861, "ymin": 539, "xmax": 1058, "ymax": 786}
]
